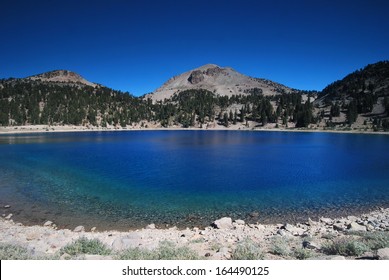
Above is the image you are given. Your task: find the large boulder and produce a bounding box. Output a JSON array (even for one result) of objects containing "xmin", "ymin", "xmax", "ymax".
[
  {"xmin": 112, "ymin": 236, "xmax": 141, "ymax": 251},
  {"xmin": 348, "ymin": 222, "xmax": 366, "ymax": 232},
  {"xmin": 213, "ymin": 217, "xmax": 233, "ymax": 229},
  {"xmin": 377, "ymin": 248, "xmax": 389, "ymax": 260}
]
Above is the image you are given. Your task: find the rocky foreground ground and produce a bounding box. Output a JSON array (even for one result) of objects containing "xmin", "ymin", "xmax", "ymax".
[{"xmin": 1, "ymin": 207, "xmax": 389, "ymax": 260}]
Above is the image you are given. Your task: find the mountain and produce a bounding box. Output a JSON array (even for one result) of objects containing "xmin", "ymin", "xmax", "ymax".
[
  {"xmin": 147, "ymin": 64, "xmax": 294, "ymax": 101},
  {"xmin": 0, "ymin": 62, "xmax": 388, "ymax": 131},
  {"xmin": 320, "ymin": 61, "xmax": 389, "ymax": 100},
  {"xmin": 27, "ymin": 70, "xmax": 98, "ymax": 87}
]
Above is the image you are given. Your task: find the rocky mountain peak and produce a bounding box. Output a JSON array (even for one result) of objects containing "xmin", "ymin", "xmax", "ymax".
[
  {"xmin": 28, "ymin": 70, "xmax": 97, "ymax": 87},
  {"xmin": 147, "ymin": 64, "xmax": 292, "ymax": 101}
]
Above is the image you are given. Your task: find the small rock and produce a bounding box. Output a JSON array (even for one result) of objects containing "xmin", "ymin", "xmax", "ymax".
[
  {"xmin": 277, "ymin": 229, "xmax": 292, "ymax": 237},
  {"xmin": 320, "ymin": 217, "xmax": 333, "ymax": 225},
  {"xmin": 4, "ymin": 205, "xmax": 11, "ymax": 209},
  {"xmin": 205, "ymin": 252, "xmax": 211, "ymax": 257},
  {"xmin": 348, "ymin": 222, "xmax": 366, "ymax": 232},
  {"xmin": 377, "ymin": 248, "xmax": 389, "ymax": 260},
  {"xmin": 302, "ymin": 240, "xmax": 321, "ymax": 250},
  {"xmin": 112, "ymin": 237, "xmax": 141, "ymax": 251},
  {"xmin": 180, "ymin": 234, "xmax": 185, "ymax": 238},
  {"xmin": 249, "ymin": 211, "xmax": 260, "ymax": 218},
  {"xmin": 347, "ymin": 216, "xmax": 358, "ymax": 222},
  {"xmin": 43, "ymin": 221, "xmax": 53, "ymax": 227},
  {"xmin": 333, "ymin": 223, "xmax": 345, "ymax": 231},
  {"xmin": 90, "ymin": 227, "xmax": 97, "ymax": 232},
  {"xmin": 5, "ymin": 214, "xmax": 12, "ymax": 220},
  {"xmin": 60, "ymin": 253, "xmax": 71, "ymax": 260},
  {"xmin": 213, "ymin": 217, "xmax": 233, "ymax": 230},
  {"xmin": 146, "ymin": 223, "xmax": 156, "ymax": 229},
  {"xmin": 307, "ymin": 218, "xmax": 317, "ymax": 226},
  {"xmin": 217, "ymin": 247, "xmax": 231, "ymax": 258},
  {"xmin": 283, "ymin": 223, "xmax": 305, "ymax": 235},
  {"xmin": 199, "ymin": 230, "xmax": 207, "ymax": 235},
  {"xmin": 234, "ymin": 219, "xmax": 245, "ymax": 225},
  {"xmin": 73, "ymin": 225, "xmax": 85, "ymax": 232}
]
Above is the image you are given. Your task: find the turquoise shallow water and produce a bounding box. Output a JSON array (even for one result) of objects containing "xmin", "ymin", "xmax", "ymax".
[{"xmin": 0, "ymin": 130, "xmax": 388, "ymax": 229}]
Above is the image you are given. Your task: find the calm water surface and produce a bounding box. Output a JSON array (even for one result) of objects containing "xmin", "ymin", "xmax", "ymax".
[{"xmin": 0, "ymin": 130, "xmax": 388, "ymax": 230}]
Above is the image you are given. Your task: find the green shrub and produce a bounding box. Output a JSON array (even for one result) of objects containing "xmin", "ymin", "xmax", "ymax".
[
  {"xmin": 116, "ymin": 247, "xmax": 155, "ymax": 260},
  {"xmin": 293, "ymin": 247, "xmax": 314, "ymax": 260},
  {"xmin": 116, "ymin": 241, "xmax": 200, "ymax": 260},
  {"xmin": 60, "ymin": 238, "xmax": 111, "ymax": 256},
  {"xmin": 269, "ymin": 237, "xmax": 291, "ymax": 257},
  {"xmin": 348, "ymin": 231, "xmax": 389, "ymax": 251},
  {"xmin": 156, "ymin": 241, "xmax": 199, "ymax": 260},
  {"xmin": 321, "ymin": 238, "xmax": 369, "ymax": 256},
  {"xmin": 0, "ymin": 243, "xmax": 31, "ymax": 260},
  {"xmin": 231, "ymin": 239, "xmax": 264, "ymax": 260}
]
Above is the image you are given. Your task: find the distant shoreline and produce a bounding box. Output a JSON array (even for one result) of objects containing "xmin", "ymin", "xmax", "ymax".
[{"xmin": 1, "ymin": 124, "xmax": 388, "ymax": 135}]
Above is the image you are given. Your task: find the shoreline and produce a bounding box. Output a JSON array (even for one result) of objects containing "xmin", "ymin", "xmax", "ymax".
[
  {"xmin": 1, "ymin": 207, "xmax": 388, "ymax": 260},
  {"xmin": 1, "ymin": 124, "xmax": 389, "ymax": 135}
]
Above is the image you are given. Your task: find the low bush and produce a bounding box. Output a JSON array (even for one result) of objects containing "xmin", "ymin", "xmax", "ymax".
[
  {"xmin": 60, "ymin": 238, "xmax": 111, "ymax": 256},
  {"xmin": 231, "ymin": 239, "xmax": 264, "ymax": 260}
]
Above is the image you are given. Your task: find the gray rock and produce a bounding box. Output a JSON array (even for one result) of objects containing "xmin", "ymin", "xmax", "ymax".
[
  {"xmin": 348, "ymin": 222, "xmax": 366, "ymax": 232},
  {"xmin": 218, "ymin": 247, "xmax": 230, "ymax": 255},
  {"xmin": 5, "ymin": 214, "xmax": 12, "ymax": 220},
  {"xmin": 277, "ymin": 229, "xmax": 292, "ymax": 237},
  {"xmin": 347, "ymin": 216, "xmax": 358, "ymax": 222},
  {"xmin": 302, "ymin": 240, "xmax": 321, "ymax": 250},
  {"xmin": 320, "ymin": 217, "xmax": 333, "ymax": 225},
  {"xmin": 112, "ymin": 237, "xmax": 141, "ymax": 251},
  {"xmin": 234, "ymin": 219, "xmax": 245, "ymax": 225},
  {"xmin": 283, "ymin": 223, "xmax": 305, "ymax": 235},
  {"xmin": 333, "ymin": 223, "xmax": 345, "ymax": 231},
  {"xmin": 90, "ymin": 227, "xmax": 97, "ymax": 232},
  {"xmin": 213, "ymin": 217, "xmax": 233, "ymax": 229},
  {"xmin": 4, "ymin": 205, "xmax": 11, "ymax": 209},
  {"xmin": 146, "ymin": 223, "xmax": 156, "ymax": 229},
  {"xmin": 307, "ymin": 218, "xmax": 317, "ymax": 226},
  {"xmin": 43, "ymin": 221, "xmax": 53, "ymax": 227},
  {"xmin": 73, "ymin": 225, "xmax": 85, "ymax": 232},
  {"xmin": 377, "ymin": 248, "xmax": 389, "ymax": 260}
]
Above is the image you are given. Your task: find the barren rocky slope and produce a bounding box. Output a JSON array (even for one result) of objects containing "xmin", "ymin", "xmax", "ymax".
[{"xmin": 147, "ymin": 64, "xmax": 294, "ymax": 101}]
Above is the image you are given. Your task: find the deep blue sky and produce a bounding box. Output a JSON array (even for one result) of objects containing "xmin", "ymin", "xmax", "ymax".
[{"xmin": 1, "ymin": 0, "xmax": 388, "ymax": 96}]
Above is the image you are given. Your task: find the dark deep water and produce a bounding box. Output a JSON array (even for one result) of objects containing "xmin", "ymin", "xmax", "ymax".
[{"xmin": 1, "ymin": 130, "xmax": 388, "ymax": 230}]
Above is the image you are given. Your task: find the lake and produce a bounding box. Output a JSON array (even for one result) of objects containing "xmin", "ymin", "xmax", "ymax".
[{"xmin": 0, "ymin": 130, "xmax": 388, "ymax": 230}]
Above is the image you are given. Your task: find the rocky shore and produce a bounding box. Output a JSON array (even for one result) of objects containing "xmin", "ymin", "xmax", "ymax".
[{"xmin": 1, "ymin": 206, "xmax": 389, "ymax": 260}]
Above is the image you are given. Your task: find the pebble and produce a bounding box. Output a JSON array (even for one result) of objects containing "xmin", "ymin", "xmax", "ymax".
[
  {"xmin": 4, "ymin": 205, "xmax": 11, "ymax": 209},
  {"xmin": 5, "ymin": 214, "xmax": 13, "ymax": 220}
]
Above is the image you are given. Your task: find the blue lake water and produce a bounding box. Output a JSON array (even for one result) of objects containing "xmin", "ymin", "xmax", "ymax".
[{"xmin": 0, "ymin": 130, "xmax": 389, "ymax": 230}]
